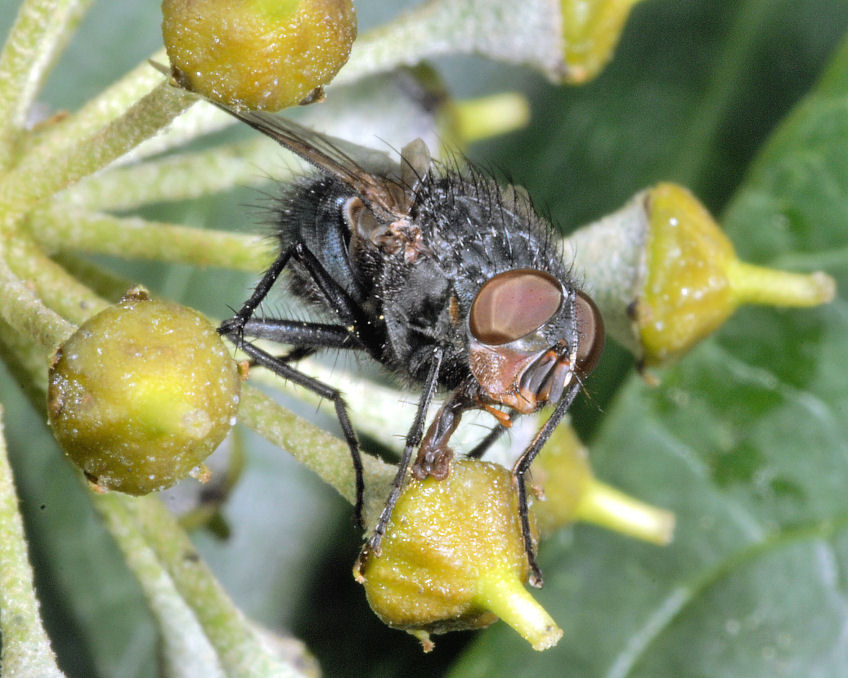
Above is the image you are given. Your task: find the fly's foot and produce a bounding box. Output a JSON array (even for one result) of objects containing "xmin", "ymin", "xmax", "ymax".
[
  {"xmin": 217, "ymin": 314, "xmax": 249, "ymax": 343},
  {"xmin": 353, "ymin": 496, "xmax": 365, "ymax": 532},
  {"xmin": 353, "ymin": 532, "xmax": 383, "ymax": 583},
  {"xmin": 527, "ymin": 560, "xmax": 544, "ymax": 589}
]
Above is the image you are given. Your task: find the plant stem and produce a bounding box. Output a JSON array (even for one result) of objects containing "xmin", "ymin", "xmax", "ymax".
[
  {"xmin": 53, "ymin": 136, "xmax": 298, "ymax": 212},
  {"xmin": 21, "ymin": 49, "xmax": 170, "ymax": 160},
  {"xmin": 0, "ymin": 250, "xmax": 75, "ymax": 353},
  {"xmin": 0, "ymin": 0, "xmax": 95, "ymax": 162},
  {"xmin": 4, "ymin": 229, "xmax": 109, "ymax": 324},
  {"xmin": 117, "ymin": 493, "xmax": 309, "ymax": 678},
  {"xmin": 336, "ymin": 0, "xmax": 564, "ymax": 86},
  {"xmin": 0, "ymin": 407, "xmax": 66, "ymax": 678},
  {"xmin": 0, "ymin": 82, "xmax": 193, "ymax": 224},
  {"xmin": 28, "ymin": 209, "xmax": 274, "ymax": 272},
  {"xmin": 237, "ymin": 385, "xmax": 395, "ymax": 524},
  {"xmin": 93, "ymin": 493, "xmax": 227, "ymax": 678},
  {"xmin": 50, "ymin": 253, "xmax": 136, "ymax": 304}
]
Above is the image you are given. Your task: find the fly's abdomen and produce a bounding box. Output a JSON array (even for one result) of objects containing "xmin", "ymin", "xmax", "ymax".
[{"xmin": 273, "ymin": 175, "xmax": 367, "ymax": 307}]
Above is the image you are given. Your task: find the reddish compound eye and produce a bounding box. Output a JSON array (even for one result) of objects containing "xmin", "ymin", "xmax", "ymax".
[
  {"xmin": 469, "ymin": 269, "xmax": 563, "ymax": 345},
  {"xmin": 574, "ymin": 291, "xmax": 605, "ymax": 376}
]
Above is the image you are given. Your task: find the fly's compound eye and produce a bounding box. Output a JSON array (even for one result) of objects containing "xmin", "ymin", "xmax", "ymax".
[
  {"xmin": 469, "ymin": 269, "xmax": 563, "ymax": 345},
  {"xmin": 574, "ymin": 290, "xmax": 605, "ymax": 377}
]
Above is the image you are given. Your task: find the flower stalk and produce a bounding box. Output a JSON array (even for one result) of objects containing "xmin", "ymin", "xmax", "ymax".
[
  {"xmin": 0, "ymin": 407, "xmax": 66, "ymax": 678},
  {"xmin": 336, "ymin": 0, "xmax": 566, "ymax": 84},
  {"xmin": 0, "ymin": 0, "xmax": 95, "ymax": 161},
  {"xmin": 93, "ymin": 492, "xmax": 227, "ymax": 678},
  {"xmin": 100, "ymin": 492, "xmax": 310, "ymax": 678},
  {"xmin": 28, "ymin": 208, "xmax": 274, "ymax": 273},
  {"xmin": 0, "ymin": 82, "xmax": 193, "ymax": 225}
]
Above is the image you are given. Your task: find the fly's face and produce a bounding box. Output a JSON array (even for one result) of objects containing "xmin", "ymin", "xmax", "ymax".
[{"xmin": 467, "ymin": 269, "xmax": 605, "ymax": 414}]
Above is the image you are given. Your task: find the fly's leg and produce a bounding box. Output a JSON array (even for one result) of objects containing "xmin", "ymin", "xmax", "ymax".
[
  {"xmin": 221, "ymin": 242, "xmax": 376, "ymax": 347},
  {"xmin": 355, "ymin": 347, "xmax": 444, "ymax": 575},
  {"xmin": 219, "ymin": 243, "xmax": 374, "ymax": 528},
  {"xmin": 411, "ymin": 386, "xmax": 474, "ymax": 480},
  {"xmin": 511, "ymin": 381, "xmax": 581, "ymax": 588},
  {"xmin": 223, "ymin": 320, "xmax": 355, "ymax": 370},
  {"xmin": 225, "ymin": 337, "xmax": 366, "ymax": 526}
]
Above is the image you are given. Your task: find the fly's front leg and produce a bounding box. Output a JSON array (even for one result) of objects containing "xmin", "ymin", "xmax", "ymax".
[
  {"xmin": 411, "ymin": 385, "xmax": 475, "ymax": 480},
  {"xmin": 219, "ymin": 242, "xmax": 372, "ymax": 527},
  {"xmin": 466, "ymin": 422, "xmax": 508, "ymax": 460},
  {"xmin": 512, "ymin": 381, "xmax": 581, "ymax": 588},
  {"xmin": 355, "ymin": 347, "xmax": 444, "ymax": 576},
  {"xmin": 219, "ymin": 241, "xmax": 375, "ymax": 347},
  {"xmin": 219, "ymin": 246, "xmax": 292, "ymax": 341}
]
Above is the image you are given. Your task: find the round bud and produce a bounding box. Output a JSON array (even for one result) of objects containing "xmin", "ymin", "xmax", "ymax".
[
  {"xmin": 47, "ymin": 290, "xmax": 241, "ymax": 495},
  {"xmin": 359, "ymin": 460, "xmax": 561, "ymax": 650},
  {"xmin": 162, "ymin": 0, "xmax": 357, "ymax": 111}
]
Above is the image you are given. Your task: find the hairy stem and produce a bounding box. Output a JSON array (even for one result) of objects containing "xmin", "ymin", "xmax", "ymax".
[{"xmin": 0, "ymin": 407, "xmax": 66, "ymax": 678}]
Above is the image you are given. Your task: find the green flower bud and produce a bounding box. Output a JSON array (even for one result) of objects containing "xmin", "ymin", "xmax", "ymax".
[
  {"xmin": 47, "ymin": 288, "xmax": 241, "ymax": 495},
  {"xmin": 357, "ymin": 460, "xmax": 562, "ymax": 652},
  {"xmin": 162, "ymin": 0, "xmax": 357, "ymax": 111},
  {"xmin": 565, "ymin": 183, "xmax": 835, "ymax": 367}
]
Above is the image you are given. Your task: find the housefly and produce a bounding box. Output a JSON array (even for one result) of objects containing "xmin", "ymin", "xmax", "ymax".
[{"xmin": 214, "ymin": 103, "xmax": 605, "ymax": 586}]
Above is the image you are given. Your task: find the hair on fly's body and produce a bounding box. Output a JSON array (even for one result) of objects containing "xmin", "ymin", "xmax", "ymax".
[{"xmin": 213, "ymin": 102, "xmax": 605, "ymax": 587}]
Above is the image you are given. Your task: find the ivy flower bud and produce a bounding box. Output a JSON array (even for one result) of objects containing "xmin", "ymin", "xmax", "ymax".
[
  {"xmin": 47, "ymin": 288, "xmax": 241, "ymax": 495},
  {"xmin": 532, "ymin": 420, "xmax": 674, "ymax": 544},
  {"xmin": 565, "ymin": 183, "xmax": 835, "ymax": 366},
  {"xmin": 162, "ymin": 0, "xmax": 357, "ymax": 111},
  {"xmin": 357, "ymin": 460, "xmax": 562, "ymax": 652},
  {"xmin": 560, "ymin": 0, "xmax": 644, "ymax": 83}
]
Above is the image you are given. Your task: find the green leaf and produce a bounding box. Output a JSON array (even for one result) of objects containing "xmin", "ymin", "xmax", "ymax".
[{"xmin": 450, "ymin": 12, "xmax": 848, "ymax": 678}]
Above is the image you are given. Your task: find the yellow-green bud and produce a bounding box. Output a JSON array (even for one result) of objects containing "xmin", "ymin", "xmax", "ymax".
[
  {"xmin": 162, "ymin": 0, "xmax": 357, "ymax": 111},
  {"xmin": 565, "ymin": 183, "xmax": 835, "ymax": 367},
  {"xmin": 560, "ymin": 0, "xmax": 644, "ymax": 83},
  {"xmin": 639, "ymin": 183, "xmax": 835, "ymax": 365},
  {"xmin": 47, "ymin": 288, "xmax": 241, "ymax": 495},
  {"xmin": 358, "ymin": 460, "xmax": 562, "ymax": 651}
]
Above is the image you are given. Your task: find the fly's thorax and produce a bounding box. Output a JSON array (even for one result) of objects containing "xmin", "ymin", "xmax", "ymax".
[
  {"xmin": 377, "ymin": 252, "xmax": 470, "ymax": 387},
  {"xmin": 371, "ymin": 167, "xmax": 582, "ymax": 390}
]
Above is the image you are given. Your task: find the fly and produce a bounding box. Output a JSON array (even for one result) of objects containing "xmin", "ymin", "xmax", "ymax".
[{"xmin": 214, "ymin": 103, "xmax": 605, "ymax": 587}]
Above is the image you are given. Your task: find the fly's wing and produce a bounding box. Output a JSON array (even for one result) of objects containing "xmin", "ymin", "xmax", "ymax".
[
  {"xmin": 152, "ymin": 60, "xmax": 432, "ymax": 218},
  {"xmin": 227, "ymin": 108, "xmax": 437, "ymax": 221},
  {"xmin": 221, "ymin": 108, "xmax": 400, "ymax": 201}
]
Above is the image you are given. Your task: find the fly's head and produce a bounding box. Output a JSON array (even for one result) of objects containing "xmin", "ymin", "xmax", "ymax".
[{"xmin": 467, "ymin": 269, "xmax": 605, "ymax": 414}]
